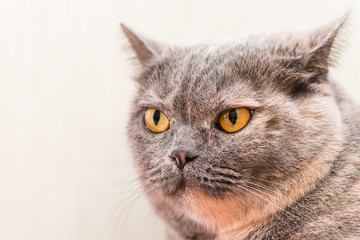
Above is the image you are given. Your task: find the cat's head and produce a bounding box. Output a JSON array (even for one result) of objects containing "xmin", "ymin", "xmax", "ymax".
[{"xmin": 123, "ymin": 16, "xmax": 347, "ymax": 229}]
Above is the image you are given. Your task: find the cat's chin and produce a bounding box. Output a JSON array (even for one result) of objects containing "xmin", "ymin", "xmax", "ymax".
[
  {"xmin": 163, "ymin": 175, "xmax": 226, "ymax": 199},
  {"xmin": 166, "ymin": 177, "xmax": 187, "ymax": 196},
  {"xmin": 168, "ymin": 178, "xmax": 208, "ymax": 197},
  {"xmin": 161, "ymin": 174, "xmax": 200, "ymax": 198}
]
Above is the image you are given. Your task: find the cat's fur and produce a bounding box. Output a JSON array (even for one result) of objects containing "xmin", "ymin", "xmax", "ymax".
[{"xmin": 122, "ymin": 14, "xmax": 360, "ymax": 240}]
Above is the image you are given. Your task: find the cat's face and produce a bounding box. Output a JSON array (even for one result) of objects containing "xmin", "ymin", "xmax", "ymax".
[{"xmin": 123, "ymin": 18, "xmax": 345, "ymax": 229}]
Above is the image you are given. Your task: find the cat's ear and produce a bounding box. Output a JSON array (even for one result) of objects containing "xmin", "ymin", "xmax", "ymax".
[
  {"xmin": 276, "ymin": 13, "xmax": 350, "ymax": 96},
  {"xmin": 298, "ymin": 13, "xmax": 350, "ymax": 74},
  {"xmin": 120, "ymin": 24, "xmax": 164, "ymax": 65}
]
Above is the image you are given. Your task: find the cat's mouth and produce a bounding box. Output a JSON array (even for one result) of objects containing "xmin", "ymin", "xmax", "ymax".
[
  {"xmin": 165, "ymin": 174, "xmax": 187, "ymax": 196},
  {"xmin": 174, "ymin": 178, "xmax": 186, "ymax": 193},
  {"xmin": 165, "ymin": 172, "xmax": 222, "ymax": 198},
  {"xmin": 162, "ymin": 170, "xmax": 206, "ymax": 197}
]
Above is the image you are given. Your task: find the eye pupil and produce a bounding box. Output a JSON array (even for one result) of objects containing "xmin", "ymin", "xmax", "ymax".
[
  {"xmin": 228, "ymin": 109, "xmax": 237, "ymax": 125},
  {"xmin": 153, "ymin": 110, "xmax": 161, "ymax": 125}
]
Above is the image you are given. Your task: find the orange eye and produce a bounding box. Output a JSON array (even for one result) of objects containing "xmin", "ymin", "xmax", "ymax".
[
  {"xmin": 144, "ymin": 108, "xmax": 170, "ymax": 133},
  {"xmin": 218, "ymin": 108, "xmax": 251, "ymax": 133}
]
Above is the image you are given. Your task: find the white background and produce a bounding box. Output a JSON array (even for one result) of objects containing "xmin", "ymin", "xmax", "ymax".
[{"xmin": 0, "ymin": 0, "xmax": 359, "ymax": 240}]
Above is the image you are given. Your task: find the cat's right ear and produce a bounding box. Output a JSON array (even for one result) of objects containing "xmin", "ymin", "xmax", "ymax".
[{"xmin": 120, "ymin": 24, "xmax": 164, "ymax": 66}]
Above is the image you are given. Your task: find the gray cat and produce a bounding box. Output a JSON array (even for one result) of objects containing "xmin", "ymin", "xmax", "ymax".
[{"xmin": 122, "ymin": 14, "xmax": 360, "ymax": 240}]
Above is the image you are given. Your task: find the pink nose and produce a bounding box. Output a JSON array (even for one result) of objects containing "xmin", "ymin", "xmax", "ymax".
[{"xmin": 170, "ymin": 151, "xmax": 197, "ymax": 170}]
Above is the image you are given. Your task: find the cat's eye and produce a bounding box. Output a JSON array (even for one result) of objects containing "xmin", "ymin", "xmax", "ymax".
[
  {"xmin": 218, "ymin": 107, "xmax": 251, "ymax": 133},
  {"xmin": 144, "ymin": 108, "xmax": 170, "ymax": 133}
]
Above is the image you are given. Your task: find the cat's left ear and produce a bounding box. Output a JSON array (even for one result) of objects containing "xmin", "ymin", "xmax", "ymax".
[
  {"xmin": 121, "ymin": 24, "xmax": 164, "ymax": 65},
  {"xmin": 298, "ymin": 12, "xmax": 350, "ymax": 74}
]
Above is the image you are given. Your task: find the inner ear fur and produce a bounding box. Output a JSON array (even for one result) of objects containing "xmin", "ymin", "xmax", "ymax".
[
  {"xmin": 120, "ymin": 24, "xmax": 165, "ymax": 66},
  {"xmin": 300, "ymin": 12, "xmax": 350, "ymax": 74},
  {"xmin": 276, "ymin": 13, "xmax": 350, "ymax": 96}
]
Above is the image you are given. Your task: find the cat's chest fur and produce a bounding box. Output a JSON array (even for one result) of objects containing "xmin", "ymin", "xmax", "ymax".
[{"xmin": 123, "ymin": 13, "xmax": 360, "ymax": 240}]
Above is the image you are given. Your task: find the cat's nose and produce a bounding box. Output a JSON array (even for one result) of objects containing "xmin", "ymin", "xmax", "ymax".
[{"xmin": 170, "ymin": 151, "xmax": 197, "ymax": 170}]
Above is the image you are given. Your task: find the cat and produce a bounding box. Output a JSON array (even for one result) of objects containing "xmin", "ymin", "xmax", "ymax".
[{"xmin": 122, "ymin": 13, "xmax": 360, "ymax": 240}]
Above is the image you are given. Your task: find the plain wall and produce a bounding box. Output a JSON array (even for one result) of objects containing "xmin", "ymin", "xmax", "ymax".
[{"xmin": 0, "ymin": 0, "xmax": 359, "ymax": 239}]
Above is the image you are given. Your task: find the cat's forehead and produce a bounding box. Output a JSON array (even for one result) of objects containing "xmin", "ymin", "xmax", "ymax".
[
  {"xmin": 137, "ymin": 43, "xmax": 264, "ymax": 122},
  {"xmin": 143, "ymin": 36, "xmax": 291, "ymax": 93},
  {"xmin": 135, "ymin": 27, "xmax": 328, "ymax": 120}
]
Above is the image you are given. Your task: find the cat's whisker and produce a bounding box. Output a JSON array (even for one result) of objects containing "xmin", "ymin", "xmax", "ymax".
[
  {"xmin": 110, "ymin": 192, "xmax": 142, "ymax": 237},
  {"xmin": 236, "ymin": 183, "xmax": 301, "ymax": 221},
  {"xmin": 244, "ymin": 177, "xmax": 319, "ymax": 218},
  {"xmin": 241, "ymin": 180, "xmax": 313, "ymax": 219},
  {"xmin": 230, "ymin": 187, "xmax": 284, "ymax": 223},
  {"xmin": 202, "ymin": 169, "xmax": 319, "ymax": 221},
  {"xmin": 242, "ymin": 179, "xmax": 346, "ymax": 235},
  {"xmin": 110, "ymin": 178, "xmax": 143, "ymax": 196},
  {"xmin": 114, "ymin": 181, "xmax": 160, "ymax": 235},
  {"xmin": 115, "ymin": 177, "xmax": 157, "ymax": 215},
  {"xmin": 116, "ymin": 187, "xmax": 143, "ymax": 218},
  {"xmin": 211, "ymin": 171, "xmax": 313, "ymax": 220},
  {"xmin": 231, "ymin": 188, "xmax": 270, "ymax": 209}
]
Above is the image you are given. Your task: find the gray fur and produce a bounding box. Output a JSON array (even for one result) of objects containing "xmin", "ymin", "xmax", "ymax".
[{"xmin": 123, "ymin": 14, "xmax": 360, "ymax": 240}]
